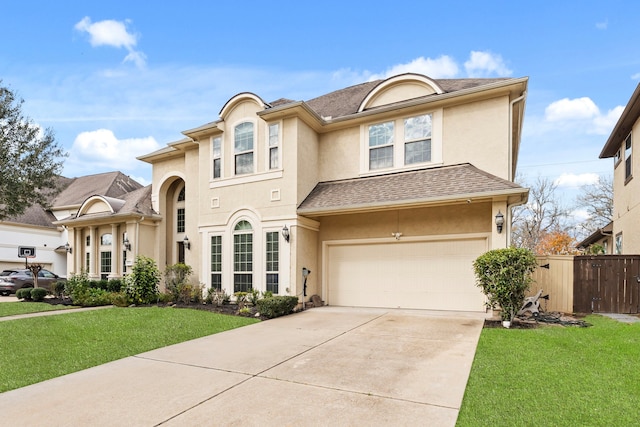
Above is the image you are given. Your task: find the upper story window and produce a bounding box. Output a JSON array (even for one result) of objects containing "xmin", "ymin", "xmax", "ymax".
[
  {"xmin": 178, "ymin": 187, "xmax": 185, "ymax": 202},
  {"xmin": 625, "ymin": 133, "xmax": 632, "ymax": 181},
  {"xmin": 366, "ymin": 113, "xmax": 434, "ymax": 172},
  {"xmin": 234, "ymin": 122, "xmax": 254, "ymax": 175},
  {"xmin": 212, "ymin": 136, "xmax": 222, "ymax": 179},
  {"xmin": 368, "ymin": 121, "xmax": 394, "ymax": 170},
  {"xmin": 176, "ymin": 185, "xmax": 185, "ymax": 233},
  {"xmin": 268, "ymin": 123, "xmax": 280, "ymax": 170},
  {"xmin": 86, "ymin": 236, "xmax": 90, "ymax": 247},
  {"xmin": 404, "ymin": 115, "xmax": 432, "ymax": 165}
]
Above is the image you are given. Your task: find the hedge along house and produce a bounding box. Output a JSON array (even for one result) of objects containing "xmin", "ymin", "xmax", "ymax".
[{"xmin": 138, "ymin": 73, "xmax": 529, "ymax": 312}]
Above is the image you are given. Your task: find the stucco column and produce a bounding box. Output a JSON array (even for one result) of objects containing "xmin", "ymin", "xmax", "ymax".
[
  {"xmin": 89, "ymin": 226, "xmax": 96, "ymax": 278},
  {"xmin": 111, "ymin": 224, "xmax": 119, "ymax": 278},
  {"xmin": 74, "ymin": 227, "xmax": 82, "ymax": 274}
]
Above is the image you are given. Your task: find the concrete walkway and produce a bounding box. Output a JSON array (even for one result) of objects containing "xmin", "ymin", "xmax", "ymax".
[{"xmin": 0, "ymin": 306, "xmax": 486, "ymax": 426}]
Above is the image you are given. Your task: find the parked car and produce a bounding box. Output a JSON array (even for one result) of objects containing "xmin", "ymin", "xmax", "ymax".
[{"xmin": 0, "ymin": 269, "xmax": 66, "ymax": 296}]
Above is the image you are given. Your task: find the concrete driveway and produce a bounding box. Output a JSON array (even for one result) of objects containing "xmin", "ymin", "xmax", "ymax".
[{"xmin": 0, "ymin": 306, "xmax": 486, "ymax": 426}]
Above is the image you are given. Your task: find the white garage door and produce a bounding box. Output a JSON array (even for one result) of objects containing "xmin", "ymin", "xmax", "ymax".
[{"xmin": 327, "ymin": 238, "xmax": 487, "ymax": 311}]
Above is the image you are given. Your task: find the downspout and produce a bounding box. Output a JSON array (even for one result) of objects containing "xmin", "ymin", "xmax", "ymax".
[{"xmin": 509, "ymin": 92, "xmax": 527, "ymax": 181}]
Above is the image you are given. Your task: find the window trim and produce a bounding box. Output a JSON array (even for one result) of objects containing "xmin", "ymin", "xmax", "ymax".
[
  {"xmin": 360, "ymin": 109, "xmax": 442, "ymax": 175},
  {"xmin": 615, "ymin": 232, "xmax": 623, "ymax": 254},
  {"xmin": 234, "ymin": 121, "xmax": 255, "ymax": 176},
  {"xmin": 624, "ymin": 133, "xmax": 632, "ymax": 184},
  {"xmin": 233, "ymin": 220, "xmax": 254, "ymax": 292},
  {"xmin": 266, "ymin": 122, "xmax": 282, "ymax": 171},
  {"xmin": 265, "ymin": 231, "xmax": 279, "ymax": 294},
  {"xmin": 210, "ymin": 235, "xmax": 222, "ymax": 291},
  {"xmin": 211, "ymin": 136, "xmax": 222, "ymax": 180}
]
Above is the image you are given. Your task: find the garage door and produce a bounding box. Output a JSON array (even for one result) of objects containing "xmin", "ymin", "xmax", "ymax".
[{"xmin": 327, "ymin": 238, "xmax": 487, "ymax": 311}]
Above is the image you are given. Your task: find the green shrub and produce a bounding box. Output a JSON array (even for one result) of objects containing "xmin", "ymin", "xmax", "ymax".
[
  {"xmin": 156, "ymin": 292, "xmax": 173, "ymax": 304},
  {"xmin": 107, "ymin": 279, "xmax": 123, "ymax": 293},
  {"xmin": 89, "ymin": 279, "xmax": 109, "ymax": 290},
  {"xmin": 206, "ymin": 288, "xmax": 229, "ymax": 306},
  {"xmin": 73, "ymin": 288, "xmax": 113, "ymax": 307},
  {"xmin": 261, "ymin": 290, "xmax": 273, "ymax": 299},
  {"xmin": 16, "ymin": 288, "xmax": 32, "ymax": 300},
  {"xmin": 473, "ymin": 247, "xmax": 538, "ymax": 322},
  {"xmin": 124, "ymin": 256, "xmax": 160, "ymax": 304},
  {"xmin": 164, "ymin": 263, "xmax": 193, "ymax": 301},
  {"xmin": 53, "ymin": 281, "xmax": 66, "ymax": 298},
  {"xmin": 110, "ymin": 292, "xmax": 131, "ymax": 307},
  {"xmin": 234, "ymin": 292, "xmax": 248, "ymax": 309},
  {"xmin": 249, "ymin": 288, "xmax": 260, "ymax": 306},
  {"xmin": 256, "ymin": 296, "xmax": 299, "ymax": 319},
  {"xmin": 238, "ymin": 306, "xmax": 252, "ymax": 316},
  {"xmin": 30, "ymin": 288, "xmax": 48, "ymax": 302},
  {"xmin": 65, "ymin": 271, "xmax": 90, "ymax": 304}
]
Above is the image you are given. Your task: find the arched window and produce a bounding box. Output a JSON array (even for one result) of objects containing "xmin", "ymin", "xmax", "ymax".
[
  {"xmin": 233, "ymin": 220, "xmax": 253, "ymax": 292},
  {"xmin": 178, "ymin": 187, "xmax": 185, "ymax": 202}
]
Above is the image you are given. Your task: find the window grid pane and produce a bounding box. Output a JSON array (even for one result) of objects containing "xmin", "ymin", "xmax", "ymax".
[
  {"xmin": 235, "ymin": 152, "xmax": 254, "ymax": 175},
  {"xmin": 405, "ymin": 139, "xmax": 432, "ymax": 164},
  {"xmin": 234, "ymin": 234, "xmax": 253, "ymax": 272},
  {"xmin": 213, "ymin": 137, "xmax": 221, "ymax": 178},
  {"xmin": 177, "ymin": 208, "xmax": 185, "ymax": 233},
  {"xmin": 234, "ymin": 274, "xmax": 252, "ymax": 292},
  {"xmin": 86, "ymin": 252, "xmax": 90, "ymax": 272},
  {"xmin": 369, "ymin": 122, "xmax": 394, "ymax": 147},
  {"xmin": 625, "ymin": 134, "xmax": 632, "ymax": 179},
  {"xmin": 100, "ymin": 251, "xmax": 111, "ymax": 280},
  {"xmin": 404, "ymin": 114, "xmax": 432, "ymax": 165},
  {"xmin": 234, "ymin": 122, "xmax": 254, "ymax": 153},
  {"xmin": 266, "ymin": 231, "xmax": 279, "ymax": 294},
  {"xmin": 270, "ymin": 147, "xmax": 279, "ymax": 170},
  {"xmin": 369, "ymin": 146, "xmax": 393, "ymax": 169}
]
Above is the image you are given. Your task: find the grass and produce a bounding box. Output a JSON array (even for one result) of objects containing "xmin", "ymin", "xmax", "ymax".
[
  {"xmin": 0, "ymin": 301, "xmax": 73, "ymax": 317},
  {"xmin": 0, "ymin": 306, "xmax": 258, "ymax": 392},
  {"xmin": 457, "ymin": 315, "xmax": 640, "ymax": 427}
]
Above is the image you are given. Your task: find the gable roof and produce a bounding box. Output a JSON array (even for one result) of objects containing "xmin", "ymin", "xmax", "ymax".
[
  {"xmin": 52, "ymin": 172, "xmax": 144, "ymax": 208},
  {"xmin": 600, "ymin": 83, "xmax": 640, "ymax": 158},
  {"xmin": 576, "ymin": 221, "xmax": 613, "ymax": 249},
  {"xmin": 298, "ymin": 164, "xmax": 527, "ymax": 216}
]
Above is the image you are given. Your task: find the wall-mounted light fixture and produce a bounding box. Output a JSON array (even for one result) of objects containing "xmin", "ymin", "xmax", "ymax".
[
  {"xmin": 391, "ymin": 232, "xmax": 403, "ymax": 240},
  {"xmin": 495, "ymin": 211, "xmax": 505, "ymax": 234},
  {"xmin": 183, "ymin": 235, "xmax": 191, "ymax": 250},
  {"xmin": 281, "ymin": 225, "xmax": 290, "ymax": 242},
  {"xmin": 64, "ymin": 242, "xmax": 72, "ymax": 254},
  {"xmin": 123, "ymin": 236, "xmax": 131, "ymax": 251}
]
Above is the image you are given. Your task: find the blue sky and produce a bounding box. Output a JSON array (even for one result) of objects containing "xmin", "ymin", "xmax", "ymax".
[{"xmin": 2, "ymin": 0, "xmax": 639, "ymax": 212}]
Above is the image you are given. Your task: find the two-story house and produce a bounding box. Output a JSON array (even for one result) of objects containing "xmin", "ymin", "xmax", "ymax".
[
  {"xmin": 134, "ymin": 73, "xmax": 528, "ymax": 312},
  {"xmin": 599, "ymin": 83, "xmax": 640, "ymax": 254}
]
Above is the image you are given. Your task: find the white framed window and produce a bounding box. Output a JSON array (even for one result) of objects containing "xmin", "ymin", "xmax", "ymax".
[
  {"xmin": 265, "ymin": 231, "xmax": 279, "ymax": 294},
  {"xmin": 615, "ymin": 232, "xmax": 623, "ymax": 254},
  {"xmin": 625, "ymin": 133, "xmax": 632, "ymax": 182},
  {"xmin": 368, "ymin": 121, "xmax": 394, "ymax": 170},
  {"xmin": 233, "ymin": 220, "xmax": 253, "ymax": 292},
  {"xmin": 404, "ymin": 114, "xmax": 432, "ymax": 165},
  {"xmin": 363, "ymin": 112, "xmax": 439, "ymax": 173},
  {"xmin": 212, "ymin": 136, "xmax": 222, "ymax": 179},
  {"xmin": 100, "ymin": 251, "xmax": 111, "ymax": 280},
  {"xmin": 234, "ymin": 122, "xmax": 254, "ymax": 175},
  {"xmin": 211, "ymin": 235, "xmax": 222, "ymax": 290},
  {"xmin": 176, "ymin": 186, "xmax": 186, "ymax": 233},
  {"xmin": 100, "ymin": 233, "xmax": 112, "ymax": 246},
  {"xmin": 268, "ymin": 123, "xmax": 280, "ymax": 170}
]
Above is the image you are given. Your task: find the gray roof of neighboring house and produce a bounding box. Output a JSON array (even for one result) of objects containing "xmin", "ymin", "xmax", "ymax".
[
  {"xmin": 3, "ymin": 172, "xmax": 144, "ymax": 228},
  {"xmin": 298, "ymin": 164, "xmax": 526, "ymax": 215},
  {"xmin": 52, "ymin": 171, "xmax": 144, "ymax": 207},
  {"xmin": 576, "ymin": 221, "xmax": 614, "ymax": 248}
]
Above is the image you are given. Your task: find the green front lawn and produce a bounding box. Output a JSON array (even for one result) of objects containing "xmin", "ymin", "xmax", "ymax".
[
  {"xmin": 0, "ymin": 306, "xmax": 258, "ymax": 392},
  {"xmin": 0, "ymin": 301, "xmax": 73, "ymax": 317},
  {"xmin": 457, "ymin": 315, "xmax": 640, "ymax": 426}
]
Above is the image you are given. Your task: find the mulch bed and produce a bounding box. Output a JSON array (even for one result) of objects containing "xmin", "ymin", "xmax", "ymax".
[{"xmin": 484, "ymin": 312, "xmax": 592, "ymax": 329}]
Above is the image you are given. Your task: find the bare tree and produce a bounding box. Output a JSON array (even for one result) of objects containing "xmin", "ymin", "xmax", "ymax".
[
  {"xmin": 574, "ymin": 175, "xmax": 613, "ymax": 239},
  {"xmin": 511, "ymin": 176, "xmax": 569, "ymax": 252}
]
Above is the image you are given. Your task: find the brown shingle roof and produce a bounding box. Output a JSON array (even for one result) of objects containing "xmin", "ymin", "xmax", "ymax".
[
  {"xmin": 298, "ymin": 164, "xmax": 525, "ymax": 215},
  {"xmin": 52, "ymin": 172, "xmax": 143, "ymax": 207}
]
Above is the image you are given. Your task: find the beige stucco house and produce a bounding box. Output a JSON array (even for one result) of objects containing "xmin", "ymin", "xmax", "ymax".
[
  {"xmin": 134, "ymin": 73, "xmax": 529, "ymax": 312},
  {"xmin": 1, "ymin": 172, "xmax": 143, "ymax": 278},
  {"xmin": 599, "ymin": 83, "xmax": 640, "ymax": 254}
]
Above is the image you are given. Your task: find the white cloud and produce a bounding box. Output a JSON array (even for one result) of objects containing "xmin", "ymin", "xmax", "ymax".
[
  {"xmin": 70, "ymin": 129, "xmax": 160, "ymax": 170},
  {"xmin": 544, "ymin": 97, "xmax": 623, "ymax": 135},
  {"xmin": 595, "ymin": 20, "xmax": 608, "ymax": 30},
  {"xmin": 75, "ymin": 17, "xmax": 146, "ymax": 68},
  {"xmin": 632, "ymin": 72, "xmax": 640, "ymax": 80},
  {"xmin": 545, "ymin": 97, "xmax": 599, "ymax": 121},
  {"xmin": 464, "ymin": 51, "xmax": 512, "ymax": 77},
  {"xmin": 369, "ymin": 56, "xmax": 460, "ymax": 80},
  {"xmin": 554, "ymin": 172, "xmax": 600, "ymax": 188},
  {"xmin": 570, "ymin": 208, "xmax": 591, "ymax": 222}
]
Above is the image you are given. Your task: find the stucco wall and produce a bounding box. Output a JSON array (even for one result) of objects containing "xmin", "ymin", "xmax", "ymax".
[
  {"xmin": 612, "ymin": 118, "xmax": 640, "ymax": 253},
  {"xmin": 443, "ymin": 96, "xmax": 510, "ymax": 179}
]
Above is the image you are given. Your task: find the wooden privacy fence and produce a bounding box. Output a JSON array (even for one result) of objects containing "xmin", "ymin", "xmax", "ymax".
[
  {"xmin": 531, "ymin": 255, "xmax": 640, "ymax": 314},
  {"xmin": 573, "ymin": 255, "xmax": 640, "ymax": 314}
]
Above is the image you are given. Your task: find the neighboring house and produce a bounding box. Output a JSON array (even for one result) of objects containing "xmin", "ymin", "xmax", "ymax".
[
  {"xmin": 134, "ymin": 73, "xmax": 529, "ymax": 312},
  {"xmin": 0, "ymin": 172, "xmax": 143, "ymax": 278},
  {"xmin": 599, "ymin": 83, "xmax": 640, "ymax": 254},
  {"xmin": 576, "ymin": 221, "xmax": 613, "ymax": 254}
]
